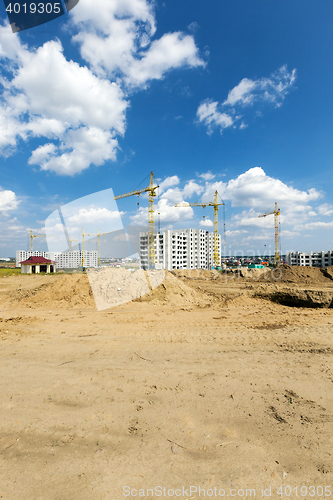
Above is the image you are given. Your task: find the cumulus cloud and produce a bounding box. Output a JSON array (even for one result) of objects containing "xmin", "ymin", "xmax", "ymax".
[
  {"xmin": 183, "ymin": 180, "xmax": 204, "ymax": 198},
  {"xmin": 0, "ymin": 0, "xmax": 204, "ymax": 175},
  {"xmin": 29, "ymin": 128, "xmax": 119, "ymax": 175},
  {"xmin": 67, "ymin": 207, "xmax": 125, "ymax": 225},
  {"xmin": 202, "ymin": 167, "xmax": 321, "ymax": 213},
  {"xmin": 196, "ymin": 100, "xmax": 234, "ymax": 134},
  {"xmin": 198, "ymin": 171, "xmax": 215, "ymax": 181},
  {"xmin": 131, "ymin": 198, "xmax": 193, "ymax": 225},
  {"xmin": 293, "ymin": 221, "xmax": 333, "ymax": 231},
  {"xmin": 158, "ymin": 175, "xmax": 180, "ymax": 194},
  {"xmin": 224, "ymin": 66, "xmax": 296, "ymax": 107},
  {"xmin": 317, "ymin": 203, "xmax": 333, "ymax": 216},
  {"xmin": 199, "ymin": 218, "xmax": 213, "ymax": 227},
  {"xmin": 0, "ymin": 30, "xmax": 127, "ymax": 174},
  {"xmin": 197, "ymin": 65, "xmax": 296, "ymax": 134},
  {"xmin": 70, "ymin": 0, "xmax": 204, "ymax": 87},
  {"xmin": 0, "ymin": 187, "xmax": 20, "ymax": 212}
]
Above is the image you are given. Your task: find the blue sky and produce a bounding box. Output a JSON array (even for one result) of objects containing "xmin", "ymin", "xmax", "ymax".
[{"xmin": 0, "ymin": 0, "xmax": 333, "ymax": 257}]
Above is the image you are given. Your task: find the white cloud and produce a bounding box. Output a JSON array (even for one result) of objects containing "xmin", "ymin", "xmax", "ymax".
[
  {"xmin": 198, "ymin": 171, "xmax": 215, "ymax": 181},
  {"xmin": 223, "ymin": 78, "xmax": 257, "ymax": 107},
  {"xmin": 0, "ymin": 187, "xmax": 19, "ymax": 212},
  {"xmin": 0, "ymin": 30, "xmax": 128, "ymax": 175},
  {"xmin": 0, "ymin": 0, "xmax": 205, "ymax": 175},
  {"xmin": 29, "ymin": 128, "xmax": 119, "ymax": 175},
  {"xmin": 70, "ymin": 0, "xmax": 204, "ymax": 88},
  {"xmin": 202, "ymin": 167, "xmax": 321, "ymax": 213},
  {"xmin": 67, "ymin": 207, "xmax": 125, "ymax": 225},
  {"xmin": 123, "ymin": 32, "xmax": 205, "ymax": 88},
  {"xmin": 199, "ymin": 218, "xmax": 213, "ymax": 227},
  {"xmin": 159, "ymin": 175, "xmax": 180, "ymax": 194},
  {"xmin": 183, "ymin": 180, "xmax": 204, "ymax": 198},
  {"xmin": 293, "ymin": 221, "xmax": 333, "ymax": 231},
  {"xmin": 197, "ymin": 65, "xmax": 296, "ymax": 134},
  {"xmin": 160, "ymin": 187, "xmax": 184, "ymax": 205},
  {"xmin": 131, "ymin": 197, "xmax": 193, "ymax": 225},
  {"xmin": 317, "ymin": 203, "xmax": 333, "ymax": 216},
  {"xmin": 281, "ymin": 229, "xmax": 300, "ymax": 238},
  {"xmin": 196, "ymin": 100, "xmax": 234, "ymax": 134}
]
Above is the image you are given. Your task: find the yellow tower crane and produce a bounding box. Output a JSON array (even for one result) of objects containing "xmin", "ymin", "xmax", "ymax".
[
  {"xmin": 81, "ymin": 227, "xmax": 97, "ymax": 267},
  {"xmin": 96, "ymin": 229, "xmax": 108, "ymax": 267},
  {"xmin": 69, "ymin": 235, "xmax": 79, "ymax": 252},
  {"xmin": 114, "ymin": 172, "xmax": 159, "ymax": 269},
  {"xmin": 175, "ymin": 190, "xmax": 224, "ymax": 268},
  {"xmin": 29, "ymin": 230, "xmax": 46, "ymax": 251},
  {"xmin": 258, "ymin": 202, "xmax": 280, "ymax": 266},
  {"xmin": 29, "ymin": 230, "xmax": 55, "ymax": 251}
]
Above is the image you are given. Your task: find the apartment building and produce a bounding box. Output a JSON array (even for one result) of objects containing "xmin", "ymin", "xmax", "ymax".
[
  {"xmin": 285, "ymin": 250, "xmax": 333, "ymax": 268},
  {"xmin": 16, "ymin": 250, "xmax": 98, "ymax": 268},
  {"xmin": 139, "ymin": 229, "xmax": 221, "ymax": 270}
]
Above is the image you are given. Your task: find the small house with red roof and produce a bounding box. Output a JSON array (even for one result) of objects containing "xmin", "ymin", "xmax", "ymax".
[{"xmin": 19, "ymin": 256, "xmax": 56, "ymax": 274}]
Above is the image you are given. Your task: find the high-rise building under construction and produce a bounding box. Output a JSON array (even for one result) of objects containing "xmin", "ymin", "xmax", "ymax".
[{"xmin": 139, "ymin": 228, "xmax": 221, "ymax": 270}]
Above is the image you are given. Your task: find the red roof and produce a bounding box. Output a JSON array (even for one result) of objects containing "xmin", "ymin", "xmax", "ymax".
[{"xmin": 20, "ymin": 256, "xmax": 56, "ymax": 265}]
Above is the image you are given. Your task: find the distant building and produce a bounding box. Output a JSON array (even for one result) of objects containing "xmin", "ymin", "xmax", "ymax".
[
  {"xmin": 139, "ymin": 228, "xmax": 221, "ymax": 270},
  {"xmin": 20, "ymin": 256, "xmax": 56, "ymax": 274},
  {"xmin": 16, "ymin": 250, "xmax": 98, "ymax": 268},
  {"xmin": 286, "ymin": 251, "xmax": 333, "ymax": 267}
]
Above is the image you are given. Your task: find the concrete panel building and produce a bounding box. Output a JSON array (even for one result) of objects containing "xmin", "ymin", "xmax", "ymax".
[
  {"xmin": 139, "ymin": 228, "xmax": 221, "ymax": 270},
  {"xmin": 286, "ymin": 251, "xmax": 333, "ymax": 267},
  {"xmin": 16, "ymin": 250, "xmax": 98, "ymax": 268}
]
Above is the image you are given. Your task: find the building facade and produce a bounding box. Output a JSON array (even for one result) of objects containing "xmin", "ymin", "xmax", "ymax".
[
  {"xmin": 16, "ymin": 250, "xmax": 98, "ymax": 268},
  {"xmin": 286, "ymin": 251, "xmax": 333, "ymax": 267},
  {"xmin": 20, "ymin": 256, "xmax": 56, "ymax": 274},
  {"xmin": 139, "ymin": 229, "xmax": 222, "ymax": 270}
]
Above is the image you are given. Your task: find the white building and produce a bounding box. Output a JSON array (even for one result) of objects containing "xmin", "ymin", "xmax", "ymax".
[
  {"xmin": 139, "ymin": 229, "xmax": 221, "ymax": 270},
  {"xmin": 16, "ymin": 250, "xmax": 98, "ymax": 268},
  {"xmin": 286, "ymin": 251, "xmax": 333, "ymax": 268}
]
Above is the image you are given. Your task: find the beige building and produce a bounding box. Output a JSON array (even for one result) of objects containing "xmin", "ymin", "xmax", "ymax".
[{"xmin": 20, "ymin": 256, "xmax": 56, "ymax": 274}]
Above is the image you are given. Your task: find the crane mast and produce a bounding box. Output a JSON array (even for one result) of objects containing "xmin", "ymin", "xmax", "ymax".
[
  {"xmin": 258, "ymin": 202, "xmax": 280, "ymax": 265},
  {"xmin": 114, "ymin": 172, "xmax": 159, "ymax": 269},
  {"xmin": 175, "ymin": 190, "xmax": 224, "ymax": 268},
  {"xmin": 81, "ymin": 227, "xmax": 96, "ymax": 267},
  {"xmin": 30, "ymin": 230, "xmax": 45, "ymax": 251}
]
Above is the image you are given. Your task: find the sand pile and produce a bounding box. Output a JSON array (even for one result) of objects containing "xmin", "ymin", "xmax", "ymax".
[
  {"xmin": 137, "ymin": 271, "xmax": 212, "ymax": 307},
  {"xmin": 173, "ymin": 269, "xmax": 222, "ymax": 280},
  {"xmin": 257, "ymin": 264, "xmax": 333, "ymax": 284},
  {"xmin": 86, "ymin": 267, "xmax": 165, "ymax": 311},
  {"xmin": 86, "ymin": 268, "xmax": 212, "ymax": 310},
  {"xmin": 267, "ymin": 288, "xmax": 333, "ymax": 308},
  {"xmin": 10, "ymin": 275, "xmax": 95, "ymax": 309}
]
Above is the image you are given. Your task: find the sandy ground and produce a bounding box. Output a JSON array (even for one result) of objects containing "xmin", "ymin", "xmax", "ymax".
[{"xmin": 0, "ymin": 268, "xmax": 332, "ymax": 500}]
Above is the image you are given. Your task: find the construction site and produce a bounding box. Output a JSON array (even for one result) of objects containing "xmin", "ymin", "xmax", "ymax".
[
  {"xmin": 18, "ymin": 172, "xmax": 284, "ymax": 272},
  {"xmin": 2, "ymin": 173, "xmax": 333, "ymax": 499}
]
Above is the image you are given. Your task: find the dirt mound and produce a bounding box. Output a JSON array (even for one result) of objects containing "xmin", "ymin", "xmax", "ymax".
[
  {"xmin": 173, "ymin": 269, "xmax": 222, "ymax": 280},
  {"xmin": 10, "ymin": 274, "xmax": 95, "ymax": 309},
  {"xmin": 87, "ymin": 267, "xmax": 167, "ymax": 311},
  {"xmin": 257, "ymin": 264, "xmax": 333, "ymax": 284},
  {"xmin": 137, "ymin": 272, "xmax": 212, "ymax": 307},
  {"xmin": 257, "ymin": 287, "xmax": 333, "ymax": 308}
]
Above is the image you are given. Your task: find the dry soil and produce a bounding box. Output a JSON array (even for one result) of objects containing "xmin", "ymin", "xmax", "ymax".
[{"xmin": 0, "ymin": 267, "xmax": 332, "ymax": 499}]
